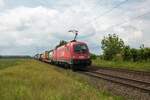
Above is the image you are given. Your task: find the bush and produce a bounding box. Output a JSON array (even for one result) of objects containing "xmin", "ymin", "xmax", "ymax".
[{"xmin": 90, "ymin": 53, "xmax": 97, "ymax": 60}]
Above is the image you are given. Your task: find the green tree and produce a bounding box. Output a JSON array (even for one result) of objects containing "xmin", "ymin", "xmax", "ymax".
[
  {"xmin": 90, "ymin": 53, "xmax": 97, "ymax": 60},
  {"xmin": 139, "ymin": 44, "xmax": 150, "ymax": 61},
  {"xmin": 130, "ymin": 48, "xmax": 139, "ymax": 62},
  {"xmin": 123, "ymin": 46, "xmax": 131, "ymax": 61},
  {"xmin": 59, "ymin": 40, "xmax": 67, "ymax": 46},
  {"xmin": 56, "ymin": 40, "xmax": 67, "ymax": 48},
  {"xmin": 143, "ymin": 48, "xmax": 150, "ymax": 61},
  {"xmin": 101, "ymin": 34, "xmax": 125, "ymax": 60}
]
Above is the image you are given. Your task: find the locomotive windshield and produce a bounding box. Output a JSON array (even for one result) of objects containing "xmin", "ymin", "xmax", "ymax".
[{"xmin": 74, "ymin": 44, "xmax": 88, "ymax": 53}]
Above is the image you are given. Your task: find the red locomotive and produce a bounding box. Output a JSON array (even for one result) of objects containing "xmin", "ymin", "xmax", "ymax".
[
  {"xmin": 52, "ymin": 40, "xmax": 91, "ymax": 70},
  {"xmin": 34, "ymin": 30, "xmax": 91, "ymax": 70}
]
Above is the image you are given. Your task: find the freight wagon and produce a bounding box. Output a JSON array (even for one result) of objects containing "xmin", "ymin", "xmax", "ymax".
[
  {"xmin": 34, "ymin": 54, "xmax": 41, "ymax": 60},
  {"xmin": 40, "ymin": 50, "xmax": 53, "ymax": 63}
]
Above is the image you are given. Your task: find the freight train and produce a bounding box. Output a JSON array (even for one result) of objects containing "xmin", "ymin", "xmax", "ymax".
[{"xmin": 34, "ymin": 30, "xmax": 91, "ymax": 71}]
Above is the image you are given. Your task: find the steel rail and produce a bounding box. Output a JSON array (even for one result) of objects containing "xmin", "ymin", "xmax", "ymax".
[
  {"xmin": 91, "ymin": 65, "xmax": 150, "ymax": 76},
  {"xmin": 83, "ymin": 71, "xmax": 150, "ymax": 93}
]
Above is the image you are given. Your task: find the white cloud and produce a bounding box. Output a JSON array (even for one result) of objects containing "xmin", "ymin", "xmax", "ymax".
[
  {"xmin": 0, "ymin": 6, "xmax": 59, "ymax": 51},
  {"xmin": 0, "ymin": 4, "xmax": 97, "ymax": 55},
  {"xmin": 0, "ymin": 0, "xmax": 4, "ymax": 7},
  {"xmin": 0, "ymin": 0, "xmax": 149, "ymax": 55}
]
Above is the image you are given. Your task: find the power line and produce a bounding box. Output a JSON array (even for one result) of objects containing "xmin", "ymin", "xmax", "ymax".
[
  {"xmin": 37, "ymin": 0, "xmax": 128, "ymax": 22},
  {"xmin": 103, "ymin": 10, "xmax": 150, "ymax": 32},
  {"xmin": 36, "ymin": 0, "xmax": 49, "ymax": 7},
  {"xmin": 82, "ymin": 0, "xmax": 129, "ymax": 37},
  {"xmin": 36, "ymin": 0, "xmax": 149, "ymax": 33},
  {"xmin": 90, "ymin": 0, "xmax": 129, "ymax": 23},
  {"xmin": 36, "ymin": 0, "xmax": 129, "ymax": 39}
]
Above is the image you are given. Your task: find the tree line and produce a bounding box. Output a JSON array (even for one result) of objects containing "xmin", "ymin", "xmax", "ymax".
[
  {"xmin": 0, "ymin": 55, "xmax": 31, "ymax": 59},
  {"xmin": 100, "ymin": 34, "xmax": 150, "ymax": 62}
]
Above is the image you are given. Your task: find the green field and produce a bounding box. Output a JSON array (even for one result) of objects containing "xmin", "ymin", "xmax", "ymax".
[
  {"xmin": 0, "ymin": 59, "xmax": 123, "ymax": 100},
  {"xmin": 93, "ymin": 59, "xmax": 150, "ymax": 72}
]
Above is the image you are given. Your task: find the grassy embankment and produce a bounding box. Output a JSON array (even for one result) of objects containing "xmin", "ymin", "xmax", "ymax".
[
  {"xmin": 0, "ymin": 59, "xmax": 124, "ymax": 100},
  {"xmin": 93, "ymin": 58, "xmax": 150, "ymax": 72}
]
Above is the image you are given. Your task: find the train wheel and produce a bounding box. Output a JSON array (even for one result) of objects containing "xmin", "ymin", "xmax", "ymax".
[
  {"xmin": 64, "ymin": 63, "xmax": 69, "ymax": 69},
  {"xmin": 70, "ymin": 65, "xmax": 77, "ymax": 71}
]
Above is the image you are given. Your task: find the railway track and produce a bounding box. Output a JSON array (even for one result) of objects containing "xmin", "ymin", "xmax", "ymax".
[
  {"xmin": 91, "ymin": 65, "xmax": 150, "ymax": 76},
  {"xmin": 39, "ymin": 60, "xmax": 150, "ymax": 94},
  {"xmin": 83, "ymin": 70, "xmax": 150, "ymax": 93}
]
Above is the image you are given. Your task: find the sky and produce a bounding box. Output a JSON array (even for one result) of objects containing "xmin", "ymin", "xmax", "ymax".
[{"xmin": 0, "ymin": 0, "xmax": 150, "ymax": 56}]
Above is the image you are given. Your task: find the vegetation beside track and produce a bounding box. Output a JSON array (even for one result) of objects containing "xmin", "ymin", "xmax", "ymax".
[
  {"xmin": 91, "ymin": 34, "xmax": 150, "ymax": 72},
  {"xmin": 0, "ymin": 59, "xmax": 123, "ymax": 100},
  {"xmin": 93, "ymin": 59, "xmax": 150, "ymax": 72},
  {"xmin": 0, "ymin": 59, "xmax": 25, "ymax": 70}
]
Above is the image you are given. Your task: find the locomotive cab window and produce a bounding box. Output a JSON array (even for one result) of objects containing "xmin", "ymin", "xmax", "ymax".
[{"xmin": 74, "ymin": 44, "xmax": 88, "ymax": 53}]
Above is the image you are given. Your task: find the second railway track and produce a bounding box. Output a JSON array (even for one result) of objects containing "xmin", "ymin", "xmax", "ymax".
[{"xmin": 82, "ymin": 70, "xmax": 150, "ymax": 93}]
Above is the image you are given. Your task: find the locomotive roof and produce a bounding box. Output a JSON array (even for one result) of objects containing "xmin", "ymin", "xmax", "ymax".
[
  {"xmin": 69, "ymin": 40, "xmax": 86, "ymax": 45},
  {"xmin": 55, "ymin": 40, "xmax": 87, "ymax": 50}
]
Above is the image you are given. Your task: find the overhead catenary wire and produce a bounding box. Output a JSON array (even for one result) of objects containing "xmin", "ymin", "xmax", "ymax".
[
  {"xmin": 103, "ymin": 10, "xmax": 150, "ymax": 32},
  {"xmin": 37, "ymin": 0, "xmax": 147, "ymax": 32},
  {"xmin": 36, "ymin": 0, "xmax": 49, "ymax": 7},
  {"xmin": 81, "ymin": 0, "xmax": 129, "ymax": 38},
  {"xmin": 72, "ymin": 0, "xmax": 129, "ymax": 39},
  {"xmin": 36, "ymin": 0, "xmax": 129, "ymax": 23},
  {"xmin": 89, "ymin": 0, "xmax": 129, "ymax": 24},
  {"xmin": 35, "ymin": 0, "xmax": 148, "ymax": 37},
  {"xmin": 36, "ymin": 1, "xmax": 148, "ymax": 40}
]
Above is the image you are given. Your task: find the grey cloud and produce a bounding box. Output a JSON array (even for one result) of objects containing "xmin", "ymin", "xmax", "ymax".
[{"xmin": 0, "ymin": 0, "xmax": 150, "ymax": 55}]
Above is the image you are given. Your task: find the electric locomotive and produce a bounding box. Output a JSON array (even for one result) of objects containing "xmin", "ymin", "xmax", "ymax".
[{"xmin": 52, "ymin": 30, "xmax": 91, "ymax": 70}]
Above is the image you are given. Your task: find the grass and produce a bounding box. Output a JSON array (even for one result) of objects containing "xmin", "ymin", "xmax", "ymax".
[
  {"xmin": 93, "ymin": 58, "xmax": 150, "ymax": 72},
  {"xmin": 0, "ymin": 59, "xmax": 24, "ymax": 69},
  {"xmin": 0, "ymin": 59, "xmax": 124, "ymax": 100}
]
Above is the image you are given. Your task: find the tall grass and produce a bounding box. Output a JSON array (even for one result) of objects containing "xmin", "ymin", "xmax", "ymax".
[
  {"xmin": 0, "ymin": 59, "xmax": 25, "ymax": 69},
  {"xmin": 0, "ymin": 59, "xmax": 123, "ymax": 100},
  {"xmin": 93, "ymin": 58, "xmax": 150, "ymax": 72}
]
